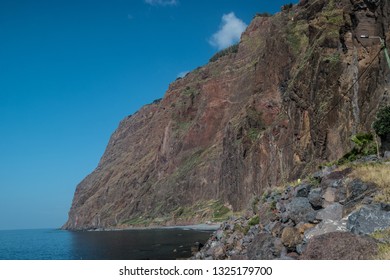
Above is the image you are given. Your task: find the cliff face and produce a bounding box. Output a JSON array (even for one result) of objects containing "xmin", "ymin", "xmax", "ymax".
[{"xmin": 63, "ymin": 0, "xmax": 390, "ymax": 230}]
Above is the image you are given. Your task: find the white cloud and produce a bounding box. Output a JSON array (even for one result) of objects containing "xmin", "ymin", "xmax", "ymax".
[
  {"xmin": 144, "ymin": 0, "xmax": 178, "ymax": 6},
  {"xmin": 177, "ymin": 71, "xmax": 189, "ymax": 78},
  {"xmin": 209, "ymin": 12, "xmax": 247, "ymax": 50}
]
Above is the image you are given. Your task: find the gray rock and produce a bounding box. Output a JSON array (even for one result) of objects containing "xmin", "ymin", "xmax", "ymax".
[
  {"xmin": 355, "ymin": 155, "xmax": 379, "ymax": 163},
  {"xmin": 308, "ymin": 188, "xmax": 323, "ymax": 209},
  {"xmin": 281, "ymin": 212, "xmax": 289, "ymax": 223},
  {"xmin": 347, "ymin": 179, "xmax": 370, "ymax": 201},
  {"xmin": 281, "ymin": 186, "xmax": 293, "ymax": 200},
  {"xmin": 343, "ymin": 179, "xmax": 376, "ymax": 213},
  {"xmin": 320, "ymin": 169, "xmax": 351, "ymax": 189},
  {"xmin": 294, "ymin": 184, "xmax": 311, "ymax": 197},
  {"xmin": 323, "ymin": 187, "xmax": 338, "ymax": 203},
  {"xmin": 286, "ymin": 197, "xmax": 317, "ymax": 223},
  {"xmin": 312, "ymin": 166, "xmax": 335, "ymax": 181},
  {"xmin": 330, "ymin": 179, "xmax": 344, "ymax": 188},
  {"xmin": 276, "ymin": 201, "xmax": 286, "ymax": 213},
  {"xmin": 273, "ymin": 238, "xmax": 284, "ymax": 256},
  {"xmin": 211, "ymin": 244, "xmax": 226, "ymax": 259},
  {"xmin": 384, "ymin": 151, "xmax": 390, "ymax": 160},
  {"xmin": 316, "ymin": 203, "xmax": 343, "ymax": 221},
  {"xmin": 296, "ymin": 243, "xmax": 307, "ymax": 255},
  {"xmin": 304, "ymin": 218, "xmax": 348, "ymax": 240},
  {"xmin": 381, "ymin": 203, "xmax": 390, "ymax": 211},
  {"xmin": 247, "ymin": 233, "xmax": 280, "ymax": 260},
  {"xmin": 215, "ymin": 229, "xmax": 224, "ymax": 241},
  {"xmin": 347, "ymin": 204, "xmax": 390, "ymax": 235}
]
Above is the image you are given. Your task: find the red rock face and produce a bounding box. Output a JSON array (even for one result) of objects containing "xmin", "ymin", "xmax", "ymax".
[{"xmin": 63, "ymin": 0, "xmax": 390, "ymax": 230}]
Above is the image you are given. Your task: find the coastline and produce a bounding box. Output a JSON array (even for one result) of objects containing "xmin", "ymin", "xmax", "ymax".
[{"xmin": 70, "ymin": 223, "xmax": 222, "ymax": 232}]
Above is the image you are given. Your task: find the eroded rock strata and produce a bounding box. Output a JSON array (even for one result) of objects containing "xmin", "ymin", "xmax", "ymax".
[{"xmin": 63, "ymin": 0, "xmax": 390, "ymax": 231}]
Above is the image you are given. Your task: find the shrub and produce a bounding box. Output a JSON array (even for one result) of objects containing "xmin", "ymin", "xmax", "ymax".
[
  {"xmin": 248, "ymin": 215, "xmax": 260, "ymax": 226},
  {"xmin": 338, "ymin": 133, "xmax": 377, "ymax": 164},
  {"xmin": 373, "ymin": 106, "xmax": 390, "ymax": 137}
]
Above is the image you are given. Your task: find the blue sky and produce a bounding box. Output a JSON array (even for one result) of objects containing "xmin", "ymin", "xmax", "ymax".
[{"xmin": 0, "ymin": 0, "xmax": 298, "ymax": 230}]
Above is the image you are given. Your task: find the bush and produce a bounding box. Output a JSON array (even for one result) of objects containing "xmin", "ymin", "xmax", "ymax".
[
  {"xmin": 209, "ymin": 43, "xmax": 239, "ymax": 62},
  {"xmin": 338, "ymin": 133, "xmax": 377, "ymax": 164},
  {"xmin": 373, "ymin": 106, "xmax": 390, "ymax": 137},
  {"xmin": 248, "ymin": 215, "xmax": 260, "ymax": 226}
]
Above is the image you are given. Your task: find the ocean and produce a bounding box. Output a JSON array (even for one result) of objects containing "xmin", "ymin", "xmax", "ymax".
[{"xmin": 0, "ymin": 228, "xmax": 213, "ymax": 260}]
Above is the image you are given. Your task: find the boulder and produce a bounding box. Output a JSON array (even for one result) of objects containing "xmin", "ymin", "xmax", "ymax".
[
  {"xmin": 347, "ymin": 204, "xmax": 390, "ymax": 235},
  {"xmin": 247, "ymin": 233, "xmax": 281, "ymax": 260},
  {"xmin": 286, "ymin": 197, "xmax": 317, "ymax": 224},
  {"xmin": 304, "ymin": 219, "xmax": 348, "ymax": 240},
  {"xmin": 323, "ymin": 187, "xmax": 337, "ymax": 203},
  {"xmin": 346, "ymin": 179, "xmax": 376, "ymax": 203},
  {"xmin": 281, "ymin": 227, "xmax": 302, "ymax": 249},
  {"xmin": 210, "ymin": 244, "xmax": 226, "ymax": 260},
  {"xmin": 320, "ymin": 169, "xmax": 351, "ymax": 189},
  {"xmin": 281, "ymin": 186, "xmax": 293, "ymax": 200},
  {"xmin": 300, "ymin": 232, "xmax": 378, "ymax": 260},
  {"xmin": 312, "ymin": 166, "xmax": 335, "ymax": 181},
  {"xmin": 258, "ymin": 202, "xmax": 278, "ymax": 228},
  {"xmin": 296, "ymin": 222, "xmax": 316, "ymax": 234},
  {"xmin": 294, "ymin": 184, "xmax": 311, "ymax": 197},
  {"xmin": 267, "ymin": 221, "xmax": 283, "ymax": 237},
  {"xmin": 215, "ymin": 229, "xmax": 224, "ymax": 241},
  {"xmin": 316, "ymin": 203, "xmax": 343, "ymax": 221},
  {"xmin": 308, "ymin": 188, "xmax": 323, "ymax": 209}
]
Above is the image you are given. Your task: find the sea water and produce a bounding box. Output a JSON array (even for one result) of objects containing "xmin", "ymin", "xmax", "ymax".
[{"xmin": 0, "ymin": 228, "xmax": 213, "ymax": 260}]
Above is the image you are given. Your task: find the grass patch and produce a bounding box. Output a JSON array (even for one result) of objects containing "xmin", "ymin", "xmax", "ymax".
[
  {"xmin": 286, "ymin": 20, "xmax": 309, "ymax": 56},
  {"xmin": 173, "ymin": 149, "xmax": 204, "ymax": 178},
  {"xmin": 175, "ymin": 121, "xmax": 191, "ymax": 135},
  {"xmin": 121, "ymin": 216, "xmax": 150, "ymax": 226},
  {"xmin": 248, "ymin": 128, "xmax": 261, "ymax": 141},
  {"xmin": 371, "ymin": 229, "xmax": 390, "ymax": 259},
  {"xmin": 212, "ymin": 202, "xmax": 231, "ymax": 221},
  {"xmin": 349, "ymin": 164, "xmax": 390, "ymax": 203},
  {"xmin": 173, "ymin": 200, "xmax": 232, "ymax": 223},
  {"xmin": 323, "ymin": 52, "xmax": 340, "ymax": 63}
]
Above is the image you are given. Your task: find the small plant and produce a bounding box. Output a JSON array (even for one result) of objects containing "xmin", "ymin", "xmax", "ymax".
[
  {"xmin": 248, "ymin": 128, "xmax": 260, "ymax": 141},
  {"xmin": 248, "ymin": 215, "xmax": 260, "ymax": 226},
  {"xmin": 250, "ymin": 196, "xmax": 260, "ymax": 213},
  {"xmin": 270, "ymin": 200, "xmax": 277, "ymax": 211},
  {"xmin": 338, "ymin": 133, "xmax": 377, "ymax": 164}
]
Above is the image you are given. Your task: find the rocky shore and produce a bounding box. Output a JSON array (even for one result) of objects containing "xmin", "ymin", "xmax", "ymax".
[{"xmin": 193, "ymin": 156, "xmax": 390, "ymax": 260}]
